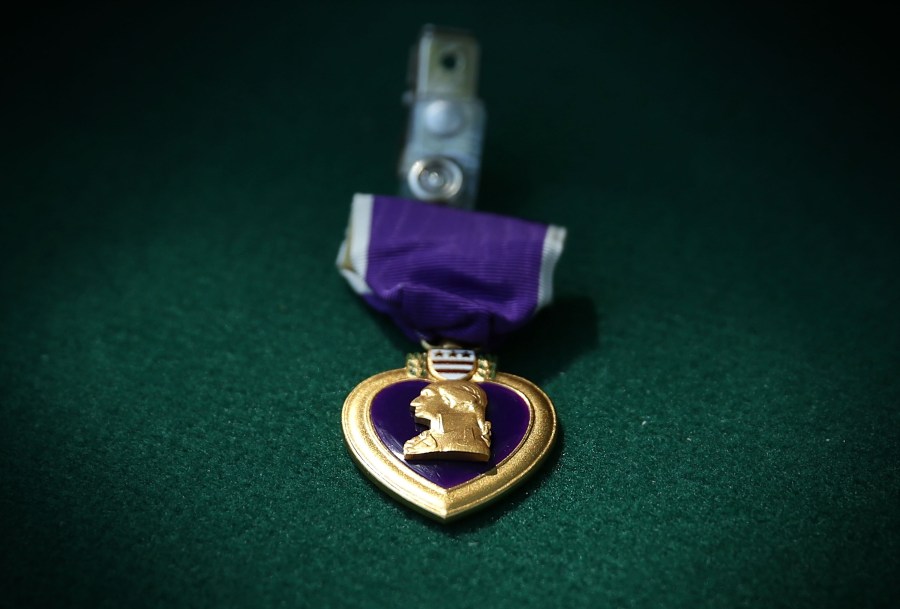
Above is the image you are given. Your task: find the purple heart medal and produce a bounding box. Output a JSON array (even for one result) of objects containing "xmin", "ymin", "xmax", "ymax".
[{"xmin": 337, "ymin": 27, "xmax": 566, "ymax": 521}]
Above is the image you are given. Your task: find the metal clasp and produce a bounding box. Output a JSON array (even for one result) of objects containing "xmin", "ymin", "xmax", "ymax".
[{"xmin": 398, "ymin": 25, "xmax": 486, "ymax": 209}]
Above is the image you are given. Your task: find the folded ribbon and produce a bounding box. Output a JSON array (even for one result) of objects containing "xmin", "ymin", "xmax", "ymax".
[{"xmin": 337, "ymin": 194, "xmax": 566, "ymax": 347}]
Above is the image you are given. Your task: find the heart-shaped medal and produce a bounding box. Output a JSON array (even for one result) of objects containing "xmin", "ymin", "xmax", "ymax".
[{"xmin": 342, "ymin": 348, "xmax": 557, "ymax": 521}]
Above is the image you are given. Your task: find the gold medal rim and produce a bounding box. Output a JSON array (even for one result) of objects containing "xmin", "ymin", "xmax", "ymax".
[{"xmin": 342, "ymin": 368, "xmax": 557, "ymax": 522}]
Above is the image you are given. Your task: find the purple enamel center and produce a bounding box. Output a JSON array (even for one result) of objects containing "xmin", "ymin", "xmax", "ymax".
[{"xmin": 370, "ymin": 380, "xmax": 532, "ymax": 489}]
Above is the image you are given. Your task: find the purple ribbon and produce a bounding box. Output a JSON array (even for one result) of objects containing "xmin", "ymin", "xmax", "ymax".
[{"xmin": 337, "ymin": 194, "xmax": 566, "ymax": 348}]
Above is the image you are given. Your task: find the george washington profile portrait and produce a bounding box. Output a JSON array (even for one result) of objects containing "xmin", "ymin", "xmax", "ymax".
[{"xmin": 403, "ymin": 380, "xmax": 491, "ymax": 462}]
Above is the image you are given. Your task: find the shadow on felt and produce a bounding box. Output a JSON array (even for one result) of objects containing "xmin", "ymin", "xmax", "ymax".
[
  {"xmin": 366, "ymin": 295, "xmax": 601, "ymax": 385},
  {"xmin": 498, "ymin": 296, "xmax": 600, "ymax": 384}
]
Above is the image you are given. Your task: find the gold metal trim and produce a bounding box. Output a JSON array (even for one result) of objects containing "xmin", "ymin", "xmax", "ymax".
[{"xmin": 342, "ymin": 368, "xmax": 556, "ymax": 522}]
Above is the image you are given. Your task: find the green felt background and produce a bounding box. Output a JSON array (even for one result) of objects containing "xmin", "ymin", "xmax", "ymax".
[{"xmin": 2, "ymin": 2, "xmax": 898, "ymax": 607}]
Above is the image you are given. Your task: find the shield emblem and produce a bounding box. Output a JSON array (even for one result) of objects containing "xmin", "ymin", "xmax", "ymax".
[
  {"xmin": 342, "ymin": 349, "xmax": 557, "ymax": 521},
  {"xmin": 426, "ymin": 348, "xmax": 478, "ymax": 380}
]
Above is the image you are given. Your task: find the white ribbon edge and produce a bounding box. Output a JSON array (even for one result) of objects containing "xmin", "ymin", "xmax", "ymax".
[
  {"xmin": 537, "ymin": 224, "xmax": 567, "ymax": 310},
  {"xmin": 335, "ymin": 193, "xmax": 374, "ymax": 296}
]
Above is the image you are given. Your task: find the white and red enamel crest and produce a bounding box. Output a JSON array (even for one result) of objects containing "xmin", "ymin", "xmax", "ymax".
[{"xmin": 426, "ymin": 348, "xmax": 477, "ymax": 381}]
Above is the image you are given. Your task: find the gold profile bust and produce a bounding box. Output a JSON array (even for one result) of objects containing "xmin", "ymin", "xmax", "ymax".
[{"xmin": 403, "ymin": 380, "xmax": 491, "ymax": 462}]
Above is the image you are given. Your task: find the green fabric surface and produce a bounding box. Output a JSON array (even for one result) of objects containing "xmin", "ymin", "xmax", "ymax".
[{"xmin": 2, "ymin": 3, "xmax": 898, "ymax": 608}]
